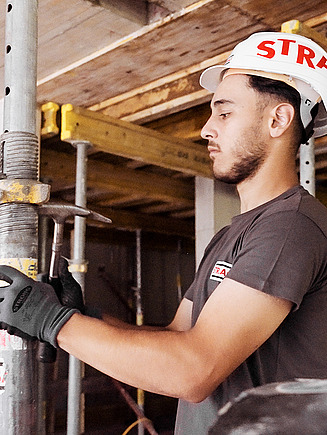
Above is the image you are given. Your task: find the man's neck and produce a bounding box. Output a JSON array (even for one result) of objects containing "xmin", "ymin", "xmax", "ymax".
[{"xmin": 236, "ymin": 166, "xmax": 299, "ymax": 214}]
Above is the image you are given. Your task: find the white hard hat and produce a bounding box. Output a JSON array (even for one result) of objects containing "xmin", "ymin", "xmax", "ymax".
[{"xmin": 200, "ymin": 32, "xmax": 327, "ymax": 138}]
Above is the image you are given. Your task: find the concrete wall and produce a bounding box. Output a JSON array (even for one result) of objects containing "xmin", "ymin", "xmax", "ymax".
[{"xmin": 195, "ymin": 177, "xmax": 240, "ymax": 267}]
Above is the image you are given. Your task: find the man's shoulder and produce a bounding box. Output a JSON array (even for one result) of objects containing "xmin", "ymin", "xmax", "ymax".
[
  {"xmin": 260, "ymin": 186, "xmax": 327, "ymax": 236},
  {"xmin": 298, "ymin": 190, "xmax": 327, "ymax": 234}
]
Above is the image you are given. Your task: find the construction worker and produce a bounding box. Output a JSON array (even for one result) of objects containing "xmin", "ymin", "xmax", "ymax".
[{"xmin": 1, "ymin": 31, "xmax": 327, "ymax": 435}]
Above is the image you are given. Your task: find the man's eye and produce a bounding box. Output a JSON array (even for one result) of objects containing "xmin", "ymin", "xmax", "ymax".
[{"xmin": 219, "ymin": 113, "xmax": 230, "ymax": 119}]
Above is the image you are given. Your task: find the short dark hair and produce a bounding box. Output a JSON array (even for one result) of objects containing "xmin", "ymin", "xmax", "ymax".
[{"xmin": 247, "ymin": 75, "xmax": 306, "ymax": 150}]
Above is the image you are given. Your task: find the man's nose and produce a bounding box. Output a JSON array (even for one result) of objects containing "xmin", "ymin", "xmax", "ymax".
[{"xmin": 201, "ymin": 115, "xmax": 217, "ymax": 140}]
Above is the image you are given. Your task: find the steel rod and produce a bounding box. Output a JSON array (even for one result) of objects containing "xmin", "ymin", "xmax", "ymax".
[
  {"xmin": 112, "ymin": 380, "xmax": 158, "ymax": 435},
  {"xmin": 37, "ymin": 215, "xmax": 49, "ymax": 435},
  {"xmin": 135, "ymin": 229, "xmax": 145, "ymax": 435},
  {"xmin": 177, "ymin": 239, "xmax": 182, "ymax": 303},
  {"xmin": 67, "ymin": 141, "xmax": 91, "ymax": 435}
]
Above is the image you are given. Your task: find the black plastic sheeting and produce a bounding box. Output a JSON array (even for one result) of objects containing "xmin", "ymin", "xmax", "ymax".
[{"xmin": 209, "ymin": 379, "xmax": 327, "ymax": 435}]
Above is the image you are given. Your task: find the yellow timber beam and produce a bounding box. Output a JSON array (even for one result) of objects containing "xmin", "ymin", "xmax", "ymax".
[
  {"xmin": 61, "ymin": 104, "xmax": 212, "ymax": 178},
  {"xmin": 281, "ymin": 20, "xmax": 327, "ymax": 51}
]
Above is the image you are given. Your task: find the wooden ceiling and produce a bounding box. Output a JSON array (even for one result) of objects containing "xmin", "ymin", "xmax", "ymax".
[{"xmin": 1, "ymin": 0, "xmax": 327, "ymax": 237}]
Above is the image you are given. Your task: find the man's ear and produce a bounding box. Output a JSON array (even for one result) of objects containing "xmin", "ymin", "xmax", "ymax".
[{"xmin": 269, "ymin": 103, "xmax": 295, "ymax": 138}]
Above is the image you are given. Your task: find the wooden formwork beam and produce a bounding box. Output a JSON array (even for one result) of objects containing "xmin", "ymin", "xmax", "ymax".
[{"xmin": 61, "ymin": 104, "xmax": 212, "ymax": 178}]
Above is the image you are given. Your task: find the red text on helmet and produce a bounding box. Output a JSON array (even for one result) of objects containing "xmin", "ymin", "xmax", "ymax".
[{"xmin": 257, "ymin": 39, "xmax": 327, "ymax": 70}]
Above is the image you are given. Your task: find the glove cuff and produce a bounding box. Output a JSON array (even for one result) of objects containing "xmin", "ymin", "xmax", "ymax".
[{"xmin": 44, "ymin": 307, "xmax": 80, "ymax": 348}]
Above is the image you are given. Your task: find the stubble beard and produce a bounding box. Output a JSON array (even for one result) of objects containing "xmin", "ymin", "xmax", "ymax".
[{"xmin": 212, "ymin": 126, "xmax": 267, "ymax": 185}]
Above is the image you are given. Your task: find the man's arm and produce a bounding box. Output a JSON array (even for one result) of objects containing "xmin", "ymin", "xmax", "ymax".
[
  {"xmin": 167, "ymin": 297, "xmax": 193, "ymax": 331},
  {"xmin": 101, "ymin": 297, "xmax": 193, "ymax": 332},
  {"xmin": 57, "ymin": 278, "xmax": 292, "ymax": 403}
]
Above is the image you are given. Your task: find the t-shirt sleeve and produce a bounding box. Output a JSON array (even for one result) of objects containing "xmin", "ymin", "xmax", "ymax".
[
  {"xmin": 184, "ymin": 282, "xmax": 195, "ymax": 301},
  {"xmin": 183, "ymin": 230, "xmax": 228, "ymax": 303},
  {"xmin": 226, "ymin": 210, "xmax": 327, "ymax": 309}
]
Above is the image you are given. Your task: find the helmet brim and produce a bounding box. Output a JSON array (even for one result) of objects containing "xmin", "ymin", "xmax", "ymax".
[{"xmin": 200, "ymin": 65, "xmax": 225, "ymax": 93}]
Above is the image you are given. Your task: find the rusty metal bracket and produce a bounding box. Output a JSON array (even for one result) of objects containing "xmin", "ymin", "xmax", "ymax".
[{"xmin": 0, "ymin": 179, "xmax": 50, "ymax": 204}]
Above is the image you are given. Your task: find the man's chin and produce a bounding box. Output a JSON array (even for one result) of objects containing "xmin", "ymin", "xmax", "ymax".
[{"xmin": 213, "ymin": 169, "xmax": 243, "ymax": 185}]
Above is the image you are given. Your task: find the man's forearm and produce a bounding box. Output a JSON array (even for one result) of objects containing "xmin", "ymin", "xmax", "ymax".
[
  {"xmin": 57, "ymin": 312, "xmax": 207, "ymax": 402},
  {"xmin": 101, "ymin": 313, "xmax": 167, "ymax": 331}
]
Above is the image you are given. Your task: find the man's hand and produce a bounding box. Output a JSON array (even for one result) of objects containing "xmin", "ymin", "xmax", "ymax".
[
  {"xmin": 58, "ymin": 258, "xmax": 102, "ymax": 319},
  {"xmin": 58, "ymin": 258, "xmax": 85, "ymax": 312},
  {"xmin": 0, "ymin": 265, "xmax": 79, "ymax": 347}
]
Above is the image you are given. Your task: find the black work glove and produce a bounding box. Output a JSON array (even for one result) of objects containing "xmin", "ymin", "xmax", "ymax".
[
  {"xmin": 0, "ymin": 265, "xmax": 79, "ymax": 347},
  {"xmin": 37, "ymin": 258, "xmax": 85, "ymax": 312},
  {"xmin": 58, "ymin": 258, "xmax": 85, "ymax": 312},
  {"xmin": 58, "ymin": 258, "xmax": 102, "ymax": 319},
  {"xmin": 38, "ymin": 258, "xmax": 101, "ymax": 318}
]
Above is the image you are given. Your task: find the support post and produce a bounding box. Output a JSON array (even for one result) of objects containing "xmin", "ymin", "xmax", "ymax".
[
  {"xmin": 176, "ymin": 239, "xmax": 182, "ymax": 303},
  {"xmin": 0, "ymin": 1, "xmax": 40, "ymax": 433},
  {"xmin": 300, "ymin": 138, "xmax": 316, "ymax": 197},
  {"xmin": 67, "ymin": 141, "xmax": 91, "ymax": 435},
  {"xmin": 135, "ymin": 229, "xmax": 144, "ymax": 435},
  {"xmin": 281, "ymin": 21, "xmax": 320, "ymax": 197},
  {"xmin": 37, "ymin": 214, "xmax": 50, "ymax": 435}
]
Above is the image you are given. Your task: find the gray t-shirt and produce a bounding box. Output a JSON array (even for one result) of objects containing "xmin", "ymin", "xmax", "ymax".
[{"xmin": 175, "ymin": 186, "xmax": 327, "ymax": 434}]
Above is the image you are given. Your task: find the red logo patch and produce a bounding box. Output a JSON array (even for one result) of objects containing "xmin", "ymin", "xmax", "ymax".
[{"xmin": 210, "ymin": 261, "xmax": 232, "ymax": 282}]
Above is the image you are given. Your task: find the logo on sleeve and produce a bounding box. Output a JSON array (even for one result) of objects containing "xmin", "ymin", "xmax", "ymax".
[{"xmin": 210, "ymin": 261, "xmax": 232, "ymax": 282}]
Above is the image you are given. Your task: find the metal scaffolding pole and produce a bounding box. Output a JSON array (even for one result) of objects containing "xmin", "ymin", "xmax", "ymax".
[
  {"xmin": 300, "ymin": 138, "xmax": 316, "ymax": 197},
  {"xmin": 67, "ymin": 141, "xmax": 91, "ymax": 435},
  {"xmin": 0, "ymin": 0, "xmax": 41, "ymax": 433},
  {"xmin": 177, "ymin": 239, "xmax": 182, "ymax": 303},
  {"xmin": 135, "ymin": 229, "xmax": 145, "ymax": 435}
]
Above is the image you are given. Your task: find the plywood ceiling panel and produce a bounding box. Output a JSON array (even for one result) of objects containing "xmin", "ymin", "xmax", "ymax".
[
  {"xmin": 37, "ymin": 1, "xmax": 142, "ymax": 78},
  {"xmin": 0, "ymin": 0, "xmax": 142, "ymax": 91},
  {"xmin": 228, "ymin": 0, "xmax": 327, "ymax": 28},
  {"xmin": 35, "ymin": 1, "xmax": 268, "ymax": 106}
]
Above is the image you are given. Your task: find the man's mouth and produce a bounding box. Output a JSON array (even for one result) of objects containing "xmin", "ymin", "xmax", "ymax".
[{"xmin": 207, "ymin": 143, "xmax": 220, "ymax": 158}]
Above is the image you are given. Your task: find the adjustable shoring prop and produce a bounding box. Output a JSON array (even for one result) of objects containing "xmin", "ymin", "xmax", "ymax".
[
  {"xmin": 0, "ymin": 1, "xmax": 49, "ymax": 434},
  {"xmin": 67, "ymin": 141, "xmax": 92, "ymax": 435}
]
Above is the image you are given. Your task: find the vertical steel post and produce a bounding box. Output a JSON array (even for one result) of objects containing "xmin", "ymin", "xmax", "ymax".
[
  {"xmin": 135, "ymin": 229, "xmax": 144, "ymax": 435},
  {"xmin": 300, "ymin": 138, "xmax": 315, "ymax": 197},
  {"xmin": 67, "ymin": 141, "xmax": 91, "ymax": 435},
  {"xmin": 0, "ymin": 1, "xmax": 39, "ymax": 434},
  {"xmin": 176, "ymin": 239, "xmax": 182, "ymax": 303},
  {"xmin": 37, "ymin": 215, "xmax": 49, "ymax": 435}
]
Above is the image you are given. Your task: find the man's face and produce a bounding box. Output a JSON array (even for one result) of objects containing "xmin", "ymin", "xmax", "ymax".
[{"xmin": 201, "ymin": 74, "xmax": 269, "ymax": 184}]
